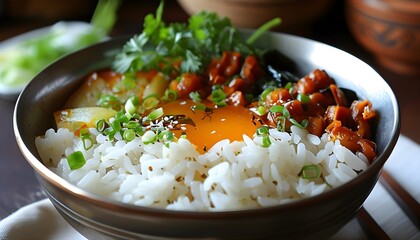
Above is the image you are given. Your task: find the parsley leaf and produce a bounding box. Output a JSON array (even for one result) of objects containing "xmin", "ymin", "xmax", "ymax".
[{"xmin": 112, "ymin": 0, "xmax": 280, "ymax": 75}]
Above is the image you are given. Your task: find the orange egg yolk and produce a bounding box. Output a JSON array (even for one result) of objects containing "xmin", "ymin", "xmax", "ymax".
[{"xmin": 161, "ymin": 100, "xmax": 263, "ymax": 153}]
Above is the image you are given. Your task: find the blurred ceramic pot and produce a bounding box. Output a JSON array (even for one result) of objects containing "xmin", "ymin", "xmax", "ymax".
[
  {"xmin": 177, "ymin": 0, "xmax": 333, "ymax": 34},
  {"xmin": 346, "ymin": 0, "xmax": 420, "ymax": 76}
]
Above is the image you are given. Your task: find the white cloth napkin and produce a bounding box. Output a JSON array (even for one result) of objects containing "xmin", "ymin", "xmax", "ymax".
[
  {"xmin": 0, "ymin": 199, "xmax": 85, "ymax": 240},
  {"xmin": 1, "ymin": 135, "xmax": 419, "ymax": 240}
]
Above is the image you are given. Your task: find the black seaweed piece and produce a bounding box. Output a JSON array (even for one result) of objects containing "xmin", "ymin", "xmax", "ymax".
[
  {"xmin": 262, "ymin": 50, "xmax": 298, "ymax": 73},
  {"xmin": 340, "ymin": 87, "xmax": 359, "ymax": 105},
  {"xmin": 262, "ymin": 50, "xmax": 300, "ymax": 87},
  {"xmin": 266, "ymin": 65, "xmax": 300, "ymax": 85}
]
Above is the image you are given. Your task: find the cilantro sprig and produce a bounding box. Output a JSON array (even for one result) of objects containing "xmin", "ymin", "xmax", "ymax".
[{"xmin": 112, "ymin": 1, "xmax": 278, "ymax": 75}]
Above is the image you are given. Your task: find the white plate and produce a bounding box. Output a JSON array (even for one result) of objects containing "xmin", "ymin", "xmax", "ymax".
[{"xmin": 0, "ymin": 21, "xmax": 97, "ymax": 100}]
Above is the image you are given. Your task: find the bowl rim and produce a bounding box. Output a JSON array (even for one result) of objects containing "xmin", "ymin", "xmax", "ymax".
[{"xmin": 13, "ymin": 31, "xmax": 400, "ymax": 217}]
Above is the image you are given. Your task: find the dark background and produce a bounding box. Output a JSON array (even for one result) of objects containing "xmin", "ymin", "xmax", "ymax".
[{"xmin": 0, "ymin": 0, "xmax": 419, "ymax": 219}]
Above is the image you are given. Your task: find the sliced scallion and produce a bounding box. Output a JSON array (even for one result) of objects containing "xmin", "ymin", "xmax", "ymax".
[
  {"xmin": 216, "ymin": 101, "xmax": 227, "ymax": 107},
  {"xmin": 142, "ymin": 131, "xmax": 156, "ymax": 144},
  {"xmin": 110, "ymin": 119, "xmax": 122, "ymax": 132},
  {"xmin": 256, "ymin": 106, "xmax": 266, "ymax": 115},
  {"xmin": 191, "ymin": 104, "xmax": 206, "ymax": 111},
  {"xmin": 211, "ymin": 88, "xmax": 226, "ymax": 104},
  {"xmin": 282, "ymin": 108, "xmax": 290, "ymax": 118},
  {"xmin": 142, "ymin": 95, "xmax": 159, "ymax": 110},
  {"xmin": 297, "ymin": 93, "xmax": 310, "ymax": 104},
  {"xmin": 123, "ymin": 129, "xmax": 136, "ymax": 141},
  {"xmin": 260, "ymin": 87, "xmax": 274, "ymax": 101},
  {"xmin": 269, "ymin": 105, "xmax": 284, "ymax": 114},
  {"xmin": 104, "ymin": 127, "xmax": 116, "ymax": 141},
  {"xmin": 158, "ymin": 130, "xmax": 174, "ymax": 142},
  {"xmin": 300, "ymin": 165, "xmax": 321, "ymax": 179},
  {"xmin": 289, "ymin": 118, "xmax": 308, "ymax": 129},
  {"xmin": 124, "ymin": 120, "xmax": 140, "ymax": 129},
  {"xmin": 96, "ymin": 119, "xmax": 106, "ymax": 132},
  {"xmin": 276, "ymin": 116, "xmax": 286, "ymax": 132},
  {"xmin": 125, "ymin": 96, "xmax": 139, "ymax": 114},
  {"xmin": 189, "ymin": 91, "xmax": 201, "ymax": 102},
  {"xmin": 164, "ymin": 89, "xmax": 178, "ymax": 102},
  {"xmin": 115, "ymin": 110, "xmax": 130, "ymax": 123},
  {"xmin": 80, "ymin": 129, "xmax": 93, "ymax": 150},
  {"xmin": 67, "ymin": 151, "xmax": 86, "ymax": 170},
  {"xmin": 256, "ymin": 126, "xmax": 271, "ymax": 147},
  {"xmin": 261, "ymin": 136, "xmax": 271, "ymax": 147},
  {"xmin": 284, "ymin": 82, "xmax": 293, "ymax": 90},
  {"xmin": 146, "ymin": 107, "xmax": 164, "ymax": 121},
  {"xmin": 256, "ymin": 126, "xmax": 269, "ymax": 136},
  {"xmin": 97, "ymin": 94, "xmax": 120, "ymax": 109}
]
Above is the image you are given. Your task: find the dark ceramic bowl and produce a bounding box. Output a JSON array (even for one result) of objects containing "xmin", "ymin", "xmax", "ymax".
[
  {"xmin": 178, "ymin": 0, "xmax": 333, "ymax": 34},
  {"xmin": 346, "ymin": 0, "xmax": 420, "ymax": 76},
  {"xmin": 14, "ymin": 31, "xmax": 400, "ymax": 239}
]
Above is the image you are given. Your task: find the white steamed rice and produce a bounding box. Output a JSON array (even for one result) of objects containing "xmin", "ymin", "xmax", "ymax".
[{"xmin": 35, "ymin": 125, "xmax": 368, "ymax": 211}]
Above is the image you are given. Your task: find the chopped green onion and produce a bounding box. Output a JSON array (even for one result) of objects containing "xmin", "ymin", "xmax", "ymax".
[
  {"xmin": 289, "ymin": 118, "xmax": 308, "ymax": 129},
  {"xmin": 191, "ymin": 104, "xmax": 206, "ymax": 111},
  {"xmin": 256, "ymin": 126, "xmax": 269, "ymax": 136},
  {"xmin": 97, "ymin": 94, "xmax": 120, "ymax": 109},
  {"xmin": 103, "ymin": 127, "xmax": 113, "ymax": 136},
  {"xmin": 142, "ymin": 95, "xmax": 159, "ymax": 110},
  {"xmin": 282, "ymin": 108, "xmax": 290, "ymax": 118},
  {"xmin": 123, "ymin": 129, "xmax": 136, "ymax": 141},
  {"xmin": 124, "ymin": 120, "xmax": 143, "ymax": 135},
  {"xmin": 256, "ymin": 106, "xmax": 266, "ymax": 115},
  {"xmin": 212, "ymin": 84, "xmax": 223, "ymax": 90},
  {"xmin": 131, "ymin": 113, "xmax": 141, "ymax": 120},
  {"xmin": 135, "ymin": 127, "xmax": 145, "ymax": 136},
  {"xmin": 269, "ymin": 105, "xmax": 284, "ymax": 114},
  {"xmin": 300, "ymin": 165, "xmax": 321, "ymax": 179},
  {"xmin": 284, "ymin": 82, "xmax": 293, "ymax": 90},
  {"xmin": 115, "ymin": 112, "xmax": 126, "ymax": 122},
  {"xmin": 211, "ymin": 88, "xmax": 227, "ymax": 104},
  {"xmin": 96, "ymin": 119, "xmax": 107, "ymax": 132},
  {"xmin": 216, "ymin": 101, "xmax": 227, "ymax": 107},
  {"xmin": 80, "ymin": 128, "xmax": 90, "ymax": 136},
  {"xmin": 164, "ymin": 89, "xmax": 178, "ymax": 102},
  {"xmin": 146, "ymin": 107, "xmax": 164, "ymax": 121},
  {"xmin": 125, "ymin": 96, "xmax": 139, "ymax": 114},
  {"xmin": 81, "ymin": 138, "xmax": 93, "ymax": 151},
  {"xmin": 260, "ymin": 87, "xmax": 274, "ymax": 101},
  {"xmin": 276, "ymin": 116, "xmax": 287, "ymax": 132},
  {"xmin": 104, "ymin": 127, "xmax": 116, "ymax": 141},
  {"xmin": 261, "ymin": 136, "xmax": 271, "ymax": 147},
  {"xmin": 297, "ymin": 93, "xmax": 310, "ymax": 104},
  {"xmin": 189, "ymin": 91, "xmax": 201, "ymax": 102},
  {"xmin": 158, "ymin": 130, "xmax": 174, "ymax": 142},
  {"xmin": 66, "ymin": 151, "xmax": 86, "ymax": 170},
  {"xmin": 113, "ymin": 73, "xmax": 136, "ymax": 92},
  {"xmin": 124, "ymin": 120, "xmax": 140, "ymax": 129},
  {"xmin": 257, "ymin": 129, "xmax": 272, "ymax": 148},
  {"xmin": 110, "ymin": 119, "xmax": 122, "ymax": 132},
  {"xmin": 80, "ymin": 129, "xmax": 93, "ymax": 150},
  {"xmin": 142, "ymin": 131, "xmax": 156, "ymax": 144},
  {"xmin": 115, "ymin": 110, "xmax": 130, "ymax": 123}
]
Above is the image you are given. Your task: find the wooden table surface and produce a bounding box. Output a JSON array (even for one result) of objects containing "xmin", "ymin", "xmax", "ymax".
[{"xmin": 0, "ymin": 1, "xmax": 419, "ymax": 220}]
